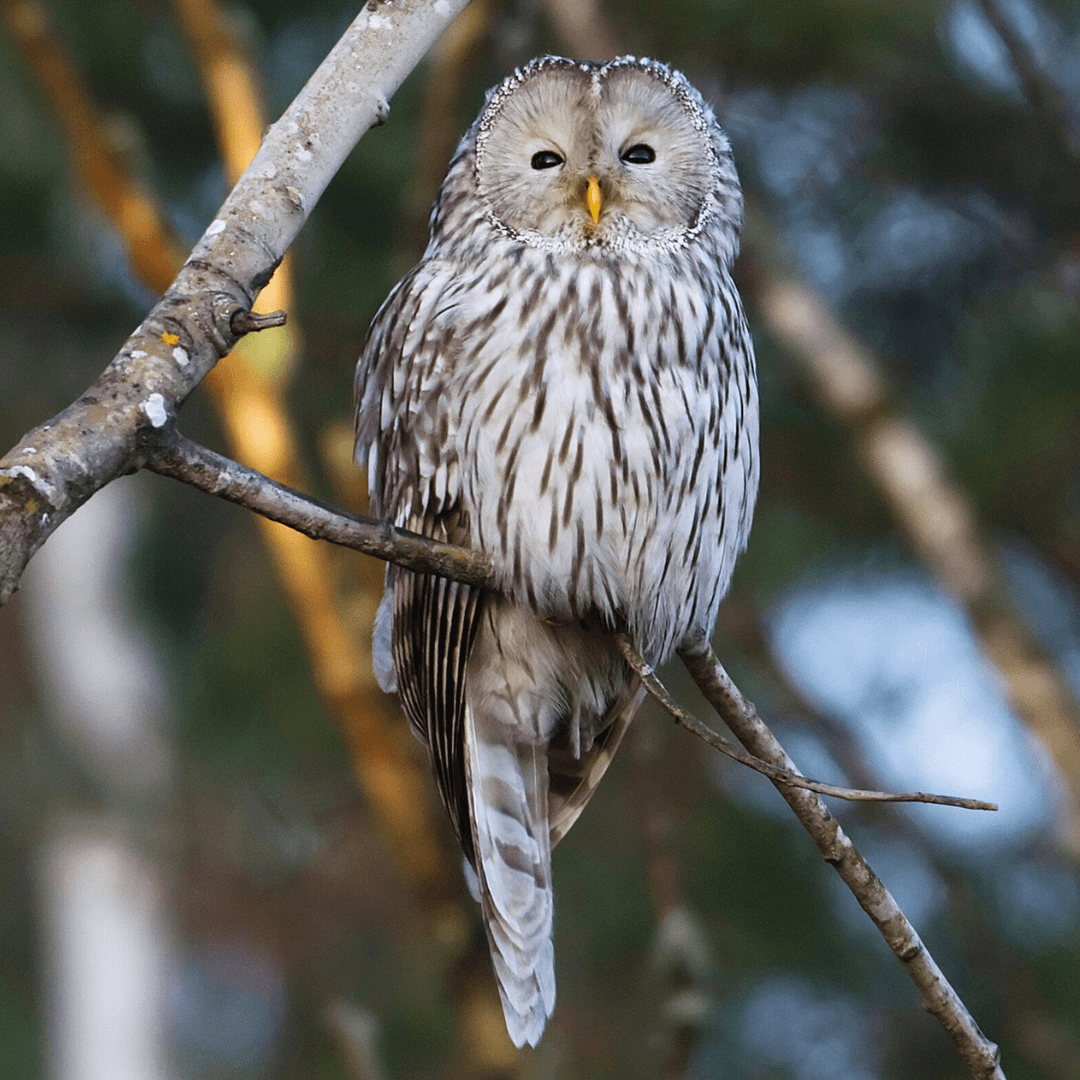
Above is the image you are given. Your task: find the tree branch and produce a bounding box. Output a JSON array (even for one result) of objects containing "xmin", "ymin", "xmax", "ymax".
[
  {"xmin": 140, "ymin": 416, "xmax": 1006, "ymax": 1070},
  {"xmin": 617, "ymin": 634, "xmax": 996, "ymax": 811},
  {"xmin": 677, "ymin": 628, "xmax": 1005, "ymax": 1080},
  {"xmin": 142, "ymin": 425, "xmax": 496, "ymax": 590},
  {"xmin": 147, "ymin": 420, "xmax": 999, "ymax": 820},
  {"xmin": 0, "ymin": 0, "xmax": 472, "ymax": 604},
  {"xmin": 144, "ymin": 425, "xmax": 1005, "ymax": 1077},
  {"xmin": 61, "ymin": 398, "xmax": 1006, "ymax": 1078}
]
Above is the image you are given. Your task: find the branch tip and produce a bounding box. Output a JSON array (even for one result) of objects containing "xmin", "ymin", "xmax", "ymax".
[
  {"xmin": 617, "ymin": 634, "xmax": 996, "ymax": 812},
  {"xmin": 231, "ymin": 308, "xmax": 288, "ymax": 335}
]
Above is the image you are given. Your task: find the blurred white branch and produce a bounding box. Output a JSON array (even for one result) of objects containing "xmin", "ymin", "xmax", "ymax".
[
  {"xmin": 42, "ymin": 824, "xmax": 174, "ymax": 1080},
  {"xmin": 22, "ymin": 478, "xmax": 171, "ymax": 798},
  {"xmin": 26, "ymin": 479, "xmax": 176, "ymax": 1080}
]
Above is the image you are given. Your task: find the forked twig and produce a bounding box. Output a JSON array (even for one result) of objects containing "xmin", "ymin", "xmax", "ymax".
[
  {"xmin": 676, "ymin": 628, "xmax": 1004, "ymax": 1080},
  {"xmin": 616, "ymin": 634, "xmax": 996, "ymax": 812}
]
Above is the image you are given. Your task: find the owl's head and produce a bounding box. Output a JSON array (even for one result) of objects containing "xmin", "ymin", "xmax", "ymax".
[{"xmin": 451, "ymin": 56, "xmax": 743, "ymax": 257}]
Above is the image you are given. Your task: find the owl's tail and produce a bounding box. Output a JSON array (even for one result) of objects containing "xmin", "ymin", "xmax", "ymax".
[{"xmin": 464, "ymin": 705, "xmax": 556, "ymax": 1048}]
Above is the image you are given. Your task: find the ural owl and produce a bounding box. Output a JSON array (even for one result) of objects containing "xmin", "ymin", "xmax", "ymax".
[{"xmin": 355, "ymin": 55, "xmax": 758, "ymax": 1047}]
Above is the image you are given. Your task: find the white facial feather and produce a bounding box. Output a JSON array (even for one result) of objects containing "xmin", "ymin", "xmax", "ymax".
[{"xmin": 472, "ymin": 57, "xmax": 737, "ymax": 247}]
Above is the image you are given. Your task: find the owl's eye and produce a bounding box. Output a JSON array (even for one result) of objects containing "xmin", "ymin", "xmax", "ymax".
[
  {"xmin": 531, "ymin": 150, "xmax": 564, "ymax": 170},
  {"xmin": 621, "ymin": 144, "xmax": 656, "ymax": 165}
]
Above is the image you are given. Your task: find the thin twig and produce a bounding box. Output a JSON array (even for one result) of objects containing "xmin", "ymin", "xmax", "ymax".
[
  {"xmin": 677, "ymin": 627, "xmax": 1005, "ymax": 1080},
  {"xmin": 617, "ymin": 635, "xmax": 995, "ymax": 811}
]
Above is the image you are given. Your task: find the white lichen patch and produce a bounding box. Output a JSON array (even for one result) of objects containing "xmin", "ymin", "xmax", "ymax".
[
  {"xmin": 434, "ymin": 0, "xmax": 451, "ymax": 14},
  {"xmin": 1, "ymin": 464, "xmax": 59, "ymax": 504},
  {"xmin": 172, "ymin": 346, "xmax": 190, "ymax": 368},
  {"xmin": 295, "ymin": 146, "xmax": 313, "ymax": 163},
  {"xmin": 206, "ymin": 218, "xmax": 227, "ymax": 237},
  {"xmin": 367, "ymin": 11, "xmax": 390, "ymax": 29},
  {"xmin": 141, "ymin": 393, "xmax": 168, "ymax": 429},
  {"xmin": 130, "ymin": 350, "xmax": 147, "ymax": 359}
]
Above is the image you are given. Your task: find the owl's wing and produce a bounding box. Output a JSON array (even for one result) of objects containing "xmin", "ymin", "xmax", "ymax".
[
  {"xmin": 355, "ymin": 259, "xmax": 463, "ymax": 526},
  {"xmin": 356, "ymin": 261, "xmax": 486, "ymax": 860},
  {"xmin": 388, "ymin": 542, "xmax": 484, "ymax": 867}
]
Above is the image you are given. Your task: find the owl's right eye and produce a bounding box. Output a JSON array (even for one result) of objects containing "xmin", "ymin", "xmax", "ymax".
[{"xmin": 530, "ymin": 150, "xmax": 564, "ymax": 170}]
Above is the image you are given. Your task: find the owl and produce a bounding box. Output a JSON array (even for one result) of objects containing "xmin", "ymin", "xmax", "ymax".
[{"xmin": 355, "ymin": 55, "xmax": 758, "ymax": 1047}]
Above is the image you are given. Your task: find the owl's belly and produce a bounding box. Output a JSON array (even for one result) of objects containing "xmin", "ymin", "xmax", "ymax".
[{"xmin": 456, "ymin": 351, "xmax": 745, "ymax": 663}]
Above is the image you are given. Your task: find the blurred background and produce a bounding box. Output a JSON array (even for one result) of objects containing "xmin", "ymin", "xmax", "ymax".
[{"xmin": 1, "ymin": 0, "xmax": 1080, "ymax": 1076}]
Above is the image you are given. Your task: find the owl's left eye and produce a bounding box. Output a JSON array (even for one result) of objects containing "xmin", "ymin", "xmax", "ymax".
[
  {"xmin": 531, "ymin": 150, "xmax": 564, "ymax": 170},
  {"xmin": 621, "ymin": 144, "xmax": 656, "ymax": 165}
]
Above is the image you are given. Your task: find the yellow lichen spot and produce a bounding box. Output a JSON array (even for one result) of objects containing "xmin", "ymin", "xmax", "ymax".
[
  {"xmin": 160, "ymin": 332, "xmax": 180, "ymax": 346},
  {"xmin": 25, "ymin": 498, "xmax": 38, "ymax": 515}
]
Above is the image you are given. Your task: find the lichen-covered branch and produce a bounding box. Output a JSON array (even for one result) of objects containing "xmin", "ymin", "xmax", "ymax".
[{"xmin": 0, "ymin": 0, "xmax": 472, "ymax": 604}]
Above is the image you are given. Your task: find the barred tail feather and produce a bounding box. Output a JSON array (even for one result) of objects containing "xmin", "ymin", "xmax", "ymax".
[{"xmin": 464, "ymin": 705, "xmax": 556, "ymax": 1048}]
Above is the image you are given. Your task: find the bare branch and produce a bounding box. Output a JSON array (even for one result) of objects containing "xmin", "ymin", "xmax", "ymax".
[
  {"xmin": 141, "ymin": 415, "xmax": 996, "ymax": 820},
  {"xmin": 617, "ymin": 635, "xmax": 996, "ymax": 811},
  {"xmin": 143, "ymin": 420, "xmax": 999, "ymax": 821},
  {"xmin": 230, "ymin": 309, "xmax": 288, "ymax": 335},
  {"xmin": 677, "ymin": 627, "xmax": 1005, "ymax": 1080},
  {"xmin": 0, "ymin": 0, "xmax": 473, "ymax": 604},
  {"xmin": 143, "ymin": 425, "xmax": 496, "ymax": 590}
]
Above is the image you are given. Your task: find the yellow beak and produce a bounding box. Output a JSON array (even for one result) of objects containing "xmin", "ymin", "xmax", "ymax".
[{"xmin": 586, "ymin": 177, "xmax": 602, "ymax": 223}]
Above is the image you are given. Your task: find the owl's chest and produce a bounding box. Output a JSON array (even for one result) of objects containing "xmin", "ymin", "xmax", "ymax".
[
  {"xmin": 440, "ymin": 259, "xmax": 732, "ymax": 624},
  {"xmin": 452, "ymin": 263, "xmax": 709, "ymax": 496}
]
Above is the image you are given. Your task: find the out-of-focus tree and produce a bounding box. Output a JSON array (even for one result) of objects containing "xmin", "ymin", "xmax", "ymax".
[{"xmin": 1, "ymin": 1, "xmax": 1080, "ymax": 1078}]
